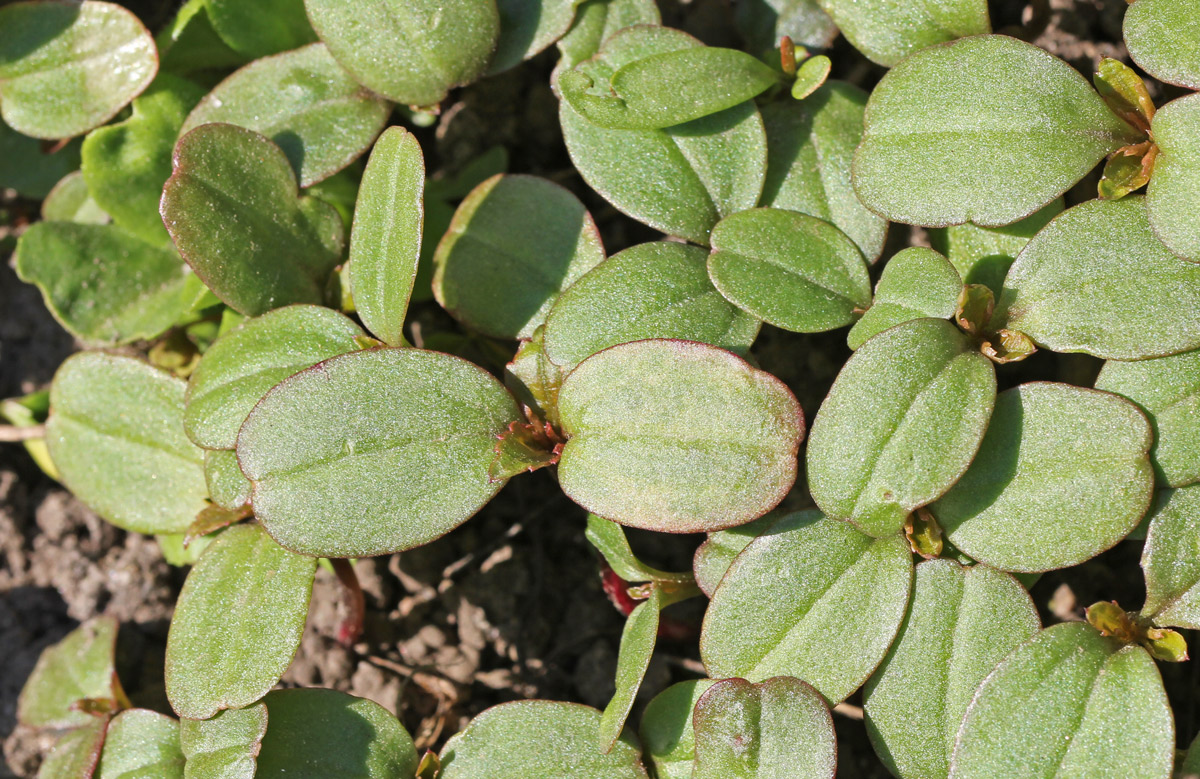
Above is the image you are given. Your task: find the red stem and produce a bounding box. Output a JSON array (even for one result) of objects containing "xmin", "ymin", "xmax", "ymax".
[{"xmin": 331, "ymin": 559, "xmax": 365, "ymax": 647}]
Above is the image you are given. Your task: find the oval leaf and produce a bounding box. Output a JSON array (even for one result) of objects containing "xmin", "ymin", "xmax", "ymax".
[
  {"xmin": 760, "ymin": 82, "xmax": 887, "ymax": 263},
  {"xmin": 701, "ymin": 511, "xmax": 913, "ymax": 702},
  {"xmin": 18, "ymin": 616, "xmax": 120, "ymax": 730},
  {"xmin": 692, "ymin": 676, "xmax": 836, "ymax": 779},
  {"xmin": 47, "ymin": 353, "xmax": 208, "ymax": 535},
  {"xmin": 349, "ymin": 126, "xmax": 425, "ymax": 347},
  {"xmin": 599, "ymin": 590, "xmax": 663, "ymax": 751},
  {"xmin": 560, "ymin": 27, "xmax": 765, "ymax": 245},
  {"xmin": 1124, "ymin": 0, "xmax": 1200, "ymax": 90},
  {"xmin": 238, "ymin": 348, "xmax": 521, "ymax": 557},
  {"xmin": 165, "ymin": 523, "xmax": 316, "ymax": 720},
  {"xmin": 708, "ymin": 208, "xmax": 872, "ymax": 333},
  {"xmin": 98, "ymin": 710, "xmax": 184, "ymax": 779},
  {"xmin": 1000, "ymin": 196, "xmax": 1200, "ymax": 359},
  {"xmin": 440, "ymin": 701, "xmax": 648, "ymax": 778},
  {"xmin": 180, "ymin": 702, "xmax": 267, "ymax": 779},
  {"xmin": 557, "ymin": 340, "xmax": 803, "ymax": 533},
  {"xmin": 848, "ymin": 248, "xmax": 963, "ymax": 350},
  {"xmin": 933, "ymin": 382, "xmax": 1154, "ymax": 572},
  {"xmin": 204, "ymin": 0, "xmax": 317, "ymax": 59},
  {"xmin": 807, "ymin": 318, "xmax": 996, "ymax": 537},
  {"xmin": 161, "ymin": 123, "xmax": 345, "ymax": 317},
  {"xmin": 38, "ymin": 717, "xmax": 108, "ymax": 779},
  {"xmin": 638, "ymin": 680, "xmax": 716, "ymax": 779},
  {"xmin": 1141, "ymin": 485, "xmax": 1200, "ymax": 629},
  {"xmin": 1095, "ymin": 347, "xmax": 1200, "ymax": 487},
  {"xmin": 41, "ymin": 170, "xmax": 108, "ymax": 224},
  {"xmin": 543, "ymin": 242, "xmax": 760, "ymax": 372},
  {"xmin": 560, "ymin": 46, "xmax": 778, "ymax": 130},
  {"xmin": 816, "ymin": 0, "xmax": 989, "ymax": 67},
  {"xmin": 491, "ymin": 0, "xmax": 580, "ymax": 73},
  {"xmin": 863, "ymin": 560, "xmax": 1041, "ymax": 779},
  {"xmin": 184, "ymin": 304, "xmax": 365, "ymax": 450},
  {"xmin": 853, "ymin": 35, "xmax": 1141, "ymax": 227},
  {"xmin": 434, "ymin": 174, "xmax": 605, "ymax": 339},
  {"xmin": 949, "ymin": 622, "xmax": 1173, "ymax": 779},
  {"xmin": 0, "ymin": 1, "xmax": 157, "ymax": 139},
  {"xmin": 304, "ymin": 0, "xmax": 499, "ymax": 106},
  {"xmin": 693, "ymin": 514, "xmax": 781, "ymax": 597},
  {"xmin": 256, "ymin": 689, "xmax": 417, "ymax": 778},
  {"xmin": 16, "ymin": 222, "xmax": 192, "ymax": 345},
  {"xmin": 1147, "ymin": 94, "xmax": 1200, "ymax": 262},
  {"xmin": 181, "ymin": 44, "xmax": 390, "ymax": 187},
  {"xmin": 81, "ymin": 73, "xmax": 206, "ymax": 245}
]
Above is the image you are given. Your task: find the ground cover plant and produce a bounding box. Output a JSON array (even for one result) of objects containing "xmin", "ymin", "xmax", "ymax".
[{"xmin": 2, "ymin": 0, "xmax": 1200, "ymax": 776}]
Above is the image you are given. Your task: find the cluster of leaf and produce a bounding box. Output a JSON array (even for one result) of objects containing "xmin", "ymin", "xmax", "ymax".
[{"xmin": 5, "ymin": 0, "xmax": 1200, "ymax": 776}]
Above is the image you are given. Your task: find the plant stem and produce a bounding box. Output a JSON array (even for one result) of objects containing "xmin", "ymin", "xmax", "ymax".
[
  {"xmin": 331, "ymin": 558, "xmax": 365, "ymax": 647},
  {"xmin": 0, "ymin": 424, "xmax": 45, "ymax": 442}
]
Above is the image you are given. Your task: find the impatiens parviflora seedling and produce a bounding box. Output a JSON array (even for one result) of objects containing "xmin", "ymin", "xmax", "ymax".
[{"xmin": 7, "ymin": 0, "xmax": 1200, "ymax": 775}]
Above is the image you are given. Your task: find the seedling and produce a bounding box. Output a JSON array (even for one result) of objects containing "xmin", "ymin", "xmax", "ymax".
[{"xmin": 4, "ymin": 0, "xmax": 1200, "ymax": 775}]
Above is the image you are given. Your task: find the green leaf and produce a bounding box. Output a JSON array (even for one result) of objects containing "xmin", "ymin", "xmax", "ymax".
[
  {"xmin": 708, "ymin": 208, "xmax": 871, "ymax": 334},
  {"xmin": 853, "ymin": 35, "xmax": 1142, "ymax": 227},
  {"xmin": 1095, "ymin": 348, "xmax": 1200, "ymax": 487},
  {"xmin": 157, "ymin": 533, "xmax": 215, "ymax": 568},
  {"xmin": 816, "ymin": 0, "xmax": 988, "ymax": 66},
  {"xmin": 559, "ymin": 46, "xmax": 778, "ymax": 131},
  {"xmin": 1183, "ymin": 732, "xmax": 1200, "ymax": 777},
  {"xmin": 440, "ymin": 701, "xmax": 649, "ymax": 778},
  {"xmin": 949, "ymin": 622, "xmax": 1173, "ymax": 779},
  {"xmin": 81, "ymin": 73, "xmax": 206, "ymax": 245},
  {"xmin": 543, "ymin": 242, "xmax": 760, "ymax": 372},
  {"xmin": 434, "ymin": 174, "xmax": 605, "ymax": 339},
  {"xmin": 599, "ymin": 590, "xmax": 663, "ymax": 752},
  {"xmin": 181, "ymin": 44, "xmax": 391, "ymax": 187},
  {"xmin": 692, "ymin": 676, "xmax": 836, "ymax": 779},
  {"xmin": 204, "ymin": 448, "xmax": 251, "ymax": 511},
  {"xmin": 16, "ymin": 221, "xmax": 192, "ymax": 346},
  {"xmin": 556, "ymin": 0, "xmax": 661, "ymax": 71},
  {"xmin": 999, "ymin": 196, "xmax": 1200, "ymax": 360},
  {"xmin": 933, "ymin": 383, "xmax": 1154, "ymax": 572},
  {"xmin": 700, "ymin": 511, "xmax": 913, "ymax": 702},
  {"xmin": 204, "ymin": 0, "xmax": 318, "ymax": 59},
  {"xmin": 586, "ymin": 514, "xmax": 693, "ymax": 583},
  {"xmin": 47, "ymin": 353, "xmax": 208, "ymax": 535},
  {"xmin": 348, "ymin": 127, "xmax": 424, "ymax": 347},
  {"xmin": 490, "ymin": 0, "xmax": 581, "ymax": 74},
  {"xmin": 303, "ymin": 0, "xmax": 500, "ymax": 106},
  {"xmin": 638, "ymin": 680, "xmax": 716, "ymax": 779},
  {"xmin": 256, "ymin": 689, "xmax": 417, "ymax": 778},
  {"xmin": 557, "ymin": 340, "xmax": 803, "ymax": 533},
  {"xmin": 18, "ymin": 616, "xmax": 120, "ymax": 730},
  {"xmin": 166, "ymin": 523, "xmax": 316, "ymax": 720},
  {"xmin": 1140, "ymin": 486, "xmax": 1200, "ymax": 629},
  {"xmin": 692, "ymin": 514, "xmax": 782, "ymax": 597},
  {"xmin": 1147, "ymin": 94, "xmax": 1200, "ymax": 262},
  {"xmin": 791, "ymin": 55, "xmax": 831, "ymax": 100},
  {"xmin": 184, "ymin": 305, "xmax": 365, "ymax": 451},
  {"xmin": 238, "ymin": 348, "xmax": 521, "ymax": 557},
  {"xmin": 180, "ymin": 702, "xmax": 267, "ymax": 779},
  {"xmin": 927, "ymin": 200, "xmax": 1063, "ymax": 293},
  {"xmin": 98, "ymin": 710, "xmax": 184, "ymax": 779},
  {"xmin": 0, "ymin": 1, "xmax": 157, "ymax": 139},
  {"xmin": 0, "ymin": 118, "xmax": 82, "ymax": 199},
  {"xmin": 560, "ymin": 27, "xmax": 766, "ymax": 245},
  {"xmin": 863, "ymin": 560, "xmax": 1040, "ymax": 779},
  {"xmin": 42, "ymin": 171, "xmax": 109, "ymax": 225},
  {"xmin": 505, "ymin": 325, "xmax": 566, "ymax": 428},
  {"xmin": 761, "ymin": 83, "xmax": 887, "ymax": 263},
  {"xmin": 807, "ymin": 318, "xmax": 996, "ymax": 537},
  {"xmin": 155, "ymin": 0, "xmax": 247, "ymax": 74},
  {"xmin": 1124, "ymin": 0, "xmax": 1200, "ymax": 91},
  {"xmin": 38, "ymin": 717, "xmax": 108, "ymax": 779},
  {"xmin": 847, "ymin": 248, "xmax": 963, "ymax": 350},
  {"xmin": 161, "ymin": 123, "xmax": 345, "ymax": 317}
]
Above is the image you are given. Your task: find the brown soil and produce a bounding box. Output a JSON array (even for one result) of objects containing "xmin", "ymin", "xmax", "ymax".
[{"xmin": 3, "ymin": 0, "xmax": 1190, "ymax": 776}]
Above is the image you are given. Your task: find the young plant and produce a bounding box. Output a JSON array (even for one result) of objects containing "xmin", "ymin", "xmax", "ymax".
[{"xmin": 5, "ymin": 0, "xmax": 1200, "ymax": 776}]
